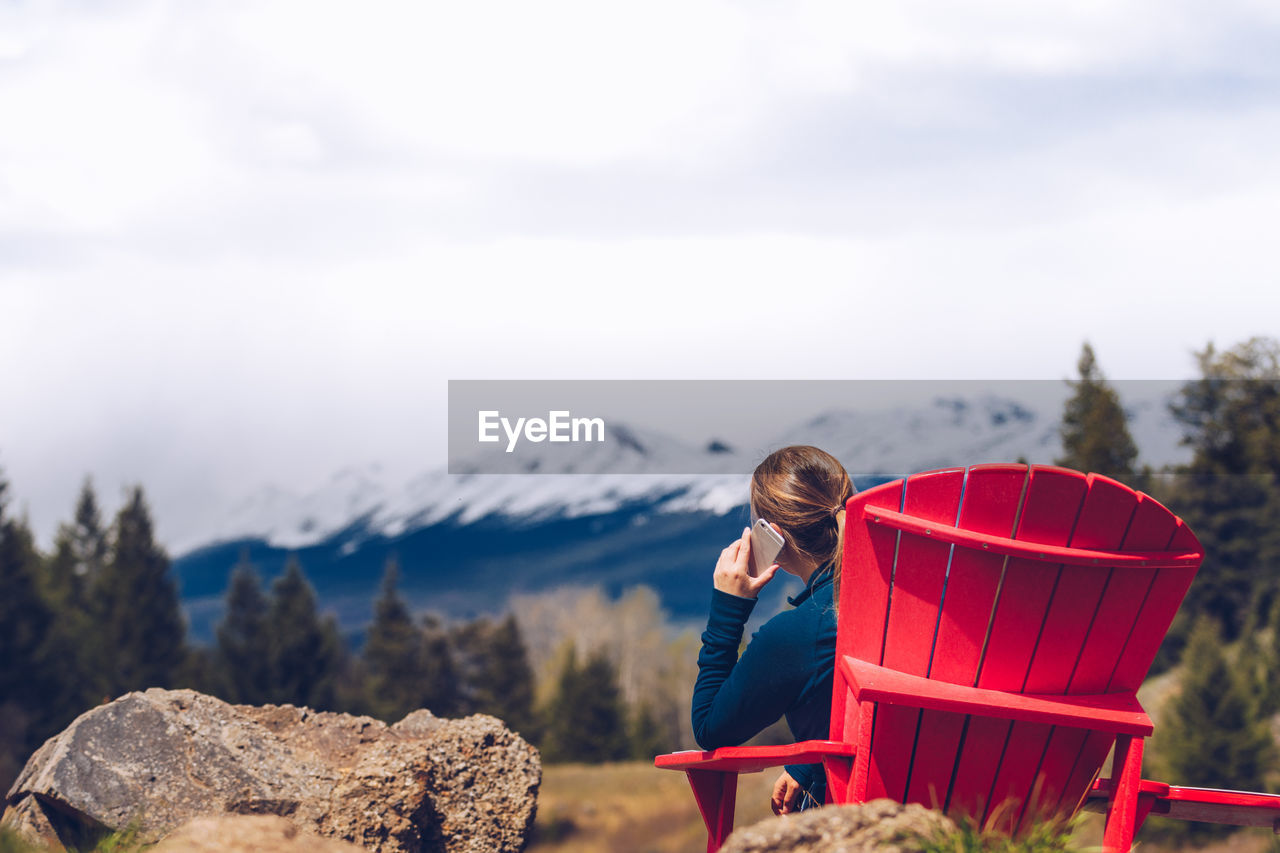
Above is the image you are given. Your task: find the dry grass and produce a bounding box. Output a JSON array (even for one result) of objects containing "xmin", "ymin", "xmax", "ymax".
[
  {"xmin": 526, "ymin": 761, "xmax": 1279, "ymax": 853},
  {"xmin": 527, "ymin": 760, "xmax": 780, "ymax": 853}
]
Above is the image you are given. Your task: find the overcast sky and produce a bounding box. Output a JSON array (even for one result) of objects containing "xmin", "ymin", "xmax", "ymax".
[{"xmin": 2, "ymin": 0, "xmax": 1279, "ymax": 551}]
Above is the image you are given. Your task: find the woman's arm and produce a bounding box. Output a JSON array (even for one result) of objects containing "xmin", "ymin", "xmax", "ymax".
[
  {"xmin": 691, "ymin": 595, "xmax": 810, "ymax": 748},
  {"xmin": 690, "ymin": 529, "xmax": 804, "ymax": 748}
]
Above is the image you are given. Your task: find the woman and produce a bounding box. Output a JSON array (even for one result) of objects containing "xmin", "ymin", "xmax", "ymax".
[{"xmin": 691, "ymin": 445, "xmax": 854, "ymax": 815}]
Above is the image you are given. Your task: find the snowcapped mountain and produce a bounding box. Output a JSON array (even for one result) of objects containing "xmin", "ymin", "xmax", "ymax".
[
  {"xmin": 170, "ymin": 389, "xmax": 1193, "ymax": 643},
  {"xmin": 774, "ymin": 395, "xmax": 1055, "ymax": 477},
  {"xmin": 194, "ymin": 391, "xmax": 1188, "ymax": 555}
]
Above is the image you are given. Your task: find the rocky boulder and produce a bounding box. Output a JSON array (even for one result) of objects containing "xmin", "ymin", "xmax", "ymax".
[
  {"xmin": 1, "ymin": 689, "xmax": 540, "ymax": 853},
  {"xmin": 721, "ymin": 799, "xmax": 957, "ymax": 853}
]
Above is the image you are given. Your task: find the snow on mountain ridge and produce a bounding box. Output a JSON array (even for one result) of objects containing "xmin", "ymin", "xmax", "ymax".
[
  {"xmin": 204, "ymin": 420, "xmax": 751, "ymax": 551},
  {"xmin": 778, "ymin": 394, "xmax": 1056, "ymax": 477},
  {"xmin": 195, "ymin": 392, "xmax": 1189, "ymax": 554}
]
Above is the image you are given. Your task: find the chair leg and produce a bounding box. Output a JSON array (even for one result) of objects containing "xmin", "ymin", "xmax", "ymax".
[
  {"xmin": 1102, "ymin": 735, "xmax": 1145, "ymax": 853},
  {"xmin": 824, "ymin": 756, "xmax": 854, "ymax": 804},
  {"xmin": 848, "ymin": 699, "xmax": 876, "ymax": 804},
  {"xmin": 1135, "ymin": 792, "xmax": 1158, "ymax": 835},
  {"xmin": 687, "ymin": 769, "xmax": 738, "ymax": 853}
]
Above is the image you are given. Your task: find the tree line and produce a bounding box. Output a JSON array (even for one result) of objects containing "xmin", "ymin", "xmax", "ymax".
[
  {"xmin": 0, "ymin": 476, "xmax": 691, "ymax": 796},
  {"xmin": 1055, "ymin": 336, "xmax": 1280, "ymax": 840}
]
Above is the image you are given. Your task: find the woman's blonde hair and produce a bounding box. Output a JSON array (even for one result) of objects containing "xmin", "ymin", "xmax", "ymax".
[{"xmin": 749, "ymin": 445, "xmax": 854, "ymax": 596}]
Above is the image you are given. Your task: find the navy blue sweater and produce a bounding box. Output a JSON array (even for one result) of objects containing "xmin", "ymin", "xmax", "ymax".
[{"xmin": 691, "ymin": 560, "xmax": 838, "ymax": 805}]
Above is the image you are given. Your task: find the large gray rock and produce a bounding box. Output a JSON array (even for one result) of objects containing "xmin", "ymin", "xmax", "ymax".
[
  {"xmin": 1, "ymin": 689, "xmax": 540, "ymax": 853},
  {"xmin": 721, "ymin": 799, "xmax": 957, "ymax": 853}
]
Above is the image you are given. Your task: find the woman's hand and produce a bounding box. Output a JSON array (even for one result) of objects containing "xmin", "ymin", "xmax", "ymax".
[
  {"xmin": 713, "ymin": 527, "xmax": 779, "ymax": 599},
  {"xmin": 771, "ymin": 771, "xmax": 803, "ymax": 815}
]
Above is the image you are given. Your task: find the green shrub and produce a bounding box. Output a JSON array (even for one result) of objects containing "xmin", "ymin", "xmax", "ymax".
[{"xmin": 917, "ymin": 810, "xmax": 1084, "ymax": 853}]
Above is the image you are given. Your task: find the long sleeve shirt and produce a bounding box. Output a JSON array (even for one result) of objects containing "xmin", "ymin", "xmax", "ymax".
[{"xmin": 690, "ymin": 560, "xmax": 838, "ymax": 805}]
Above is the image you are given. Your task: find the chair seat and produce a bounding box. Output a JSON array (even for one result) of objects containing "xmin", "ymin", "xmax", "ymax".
[{"xmin": 841, "ymin": 656, "xmax": 1153, "ymax": 735}]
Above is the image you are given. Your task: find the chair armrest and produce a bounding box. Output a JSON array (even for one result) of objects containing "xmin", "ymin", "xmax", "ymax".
[
  {"xmin": 1084, "ymin": 776, "xmax": 1171, "ymax": 803},
  {"xmin": 1087, "ymin": 778, "xmax": 1280, "ymax": 828},
  {"xmin": 841, "ymin": 656, "xmax": 1153, "ymax": 736},
  {"xmin": 654, "ymin": 741, "xmax": 857, "ymax": 774}
]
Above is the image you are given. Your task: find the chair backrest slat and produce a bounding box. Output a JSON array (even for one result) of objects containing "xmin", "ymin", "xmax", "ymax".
[
  {"xmin": 1067, "ymin": 495, "xmax": 1173, "ymax": 694},
  {"xmin": 1108, "ymin": 517, "xmax": 1197, "ymax": 692},
  {"xmin": 881, "ymin": 468, "xmax": 966, "ymax": 676},
  {"xmin": 929, "ymin": 465, "xmax": 1028, "ymax": 686},
  {"xmin": 1025, "ymin": 475, "xmax": 1138, "ymax": 695},
  {"xmin": 977, "ymin": 468, "xmax": 1089, "ymax": 692}
]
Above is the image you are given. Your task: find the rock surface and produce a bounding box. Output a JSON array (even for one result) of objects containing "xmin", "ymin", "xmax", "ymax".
[
  {"xmin": 721, "ymin": 800, "xmax": 957, "ymax": 853},
  {"xmin": 152, "ymin": 815, "xmax": 367, "ymax": 853},
  {"xmin": 1, "ymin": 689, "xmax": 540, "ymax": 853}
]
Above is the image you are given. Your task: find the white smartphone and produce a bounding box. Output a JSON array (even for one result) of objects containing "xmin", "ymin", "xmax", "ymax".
[{"xmin": 750, "ymin": 518, "xmax": 785, "ymax": 576}]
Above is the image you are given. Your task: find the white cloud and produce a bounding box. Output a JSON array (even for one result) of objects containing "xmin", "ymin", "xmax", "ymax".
[{"xmin": 2, "ymin": 0, "xmax": 1280, "ymax": 548}]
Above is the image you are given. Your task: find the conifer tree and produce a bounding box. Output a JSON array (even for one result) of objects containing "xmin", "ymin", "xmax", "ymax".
[
  {"xmin": 628, "ymin": 701, "xmax": 667, "ymax": 761},
  {"xmin": 1154, "ymin": 615, "xmax": 1274, "ymax": 839},
  {"xmin": 37, "ymin": 479, "xmax": 109, "ymax": 711},
  {"xmin": 1167, "ymin": 337, "xmax": 1280, "ymax": 638},
  {"xmin": 362, "ymin": 557, "xmax": 430, "ymax": 721},
  {"xmin": 484, "ymin": 614, "xmax": 536, "ymax": 734},
  {"xmin": 214, "ymin": 552, "xmax": 274, "ymax": 704},
  {"xmin": 43, "ymin": 477, "xmax": 107, "ymax": 611},
  {"xmin": 92, "ymin": 485, "xmax": 187, "ymax": 698},
  {"xmin": 1259, "ymin": 587, "xmax": 1280, "ymax": 717},
  {"xmin": 176, "ymin": 644, "xmax": 226, "ymax": 698},
  {"xmin": 541, "ymin": 647, "xmax": 629, "ymax": 763},
  {"xmin": 419, "ymin": 613, "xmax": 461, "ymax": 717},
  {"xmin": 1057, "ymin": 342, "xmax": 1139, "ymax": 479},
  {"xmin": 0, "ymin": 474, "xmax": 60, "ymax": 791},
  {"xmin": 267, "ymin": 556, "xmax": 343, "ymax": 709},
  {"xmin": 451, "ymin": 614, "xmax": 537, "ymax": 736}
]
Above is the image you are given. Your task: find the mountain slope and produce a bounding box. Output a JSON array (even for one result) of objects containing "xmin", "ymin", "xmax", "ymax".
[{"xmin": 174, "ymin": 392, "xmax": 1188, "ymax": 641}]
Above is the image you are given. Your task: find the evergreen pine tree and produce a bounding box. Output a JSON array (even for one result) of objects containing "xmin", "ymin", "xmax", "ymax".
[
  {"xmin": 541, "ymin": 647, "xmax": 629, "ymax": 763},
  {"xmin": 1262, "ymin": 588, "xmax": 1280, "ymax": 717},
  {"xmin": 540, "ymin": 646, "xmax": 580, "ymax": 762},
  {"xmin": 362, "ymin": 557, "xmax": 429, "ymax": 721},
  {"xmin": 628, "ymin": 701, "xmax": 667, "ymax": 761},
  {"xmin": 1153, "ymin": 616, "xmax": 1274, "ymax": 838},
  {"xmin": 1232, "ymin": 603, "xmax": 1274, "ymax": 725},
  {"xmin": 92, "ymin": 485, "xmax": 187, "ymax": 698},
  {"xmin": 37, "ymin": 478, "xmax": 109, "ymax": 713},
  {"xmin": 1167, "ymin": 337, "xmax": 1280, "ymax": 639},
  {"xmin": 482, "ymin": 614, "xmax": 536, "ymax": 735},
  {"xmin": 451, "ymin": 614, "xmax": 537, "ymax": 737},
  {"xmin": 43, "ymin": 477, "xmax": 107, "ymax": 611},
  {"xmin": 1056, "ymin": 342, "xmax": 1139, "ymax": 479},
  {"xmin": 419, "ymin": 613, "xmax": 461, "ymax": 717},
  {"xmin": 176, "ymin": 644, "xmax": 226, "ymax": 697},
  {"xmin": 0, "ymin": 474, "xmax": 60, "ymax": 792},
  {"xmin": 214, "ymin": 552, "xmax": 274, "ymax": 704},
  {"xmin": 267, "ymin": 556, "xmax": 342, "ymax": 709}
]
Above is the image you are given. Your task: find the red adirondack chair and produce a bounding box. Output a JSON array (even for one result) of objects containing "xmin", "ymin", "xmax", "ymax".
[{"xmin": 656, "ymin": 464, "xmax": 1280, "ymax": 852}]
